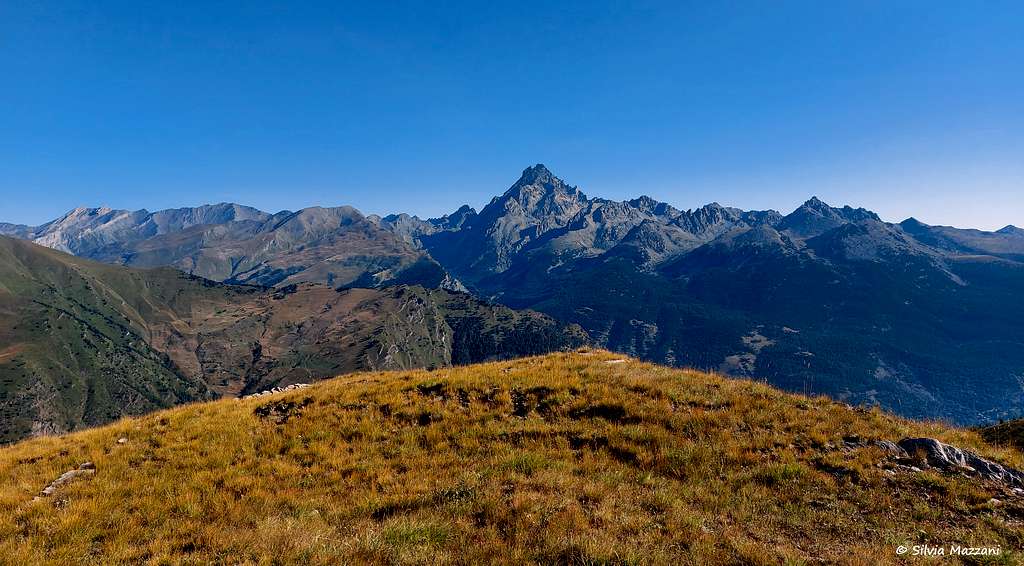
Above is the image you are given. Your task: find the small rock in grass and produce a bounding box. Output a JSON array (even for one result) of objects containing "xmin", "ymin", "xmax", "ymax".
[{"xmin": 33, "ymin": 462, "xmax": 96, "ymax": 501}]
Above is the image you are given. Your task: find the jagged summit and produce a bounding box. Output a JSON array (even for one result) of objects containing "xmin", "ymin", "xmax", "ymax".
[
  {"xmin": 778, "ymin": 196, "xmax": 881, "ymax": 238},
  {"xmin": 801, "ymin": 196, "xmax": 831, "ymax": 213},
  {"xmin": 796, "ymin": 196, "xmax": 879, "ymax": 220},
  {"xmin": 516, "ymin": 163, "xmax": 556, "ymax": 185},
  {"xmin": 502, "ymin": 163, "xmax": 584, "ymax": 200},
  {"xmin": 439, "ymin": 204, "xmax": 477, "ymax": 228},
  {"xmin": 480, "ymin": 164, "xmax": 589, "ymax": 229},
  {"xmin": 627, "ymin": 195, "xmax": 679, "ymax": 217},
  {"xmin": 997, "ymin": 224, "xmax": 1023, "ymax": 236}
]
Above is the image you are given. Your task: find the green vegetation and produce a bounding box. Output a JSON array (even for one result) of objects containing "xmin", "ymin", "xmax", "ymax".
[
  {"xmin": 0, "ymin": 236, "xmax": 222, "ymax": 443},
  {"xmin": 1, "ymin": 351, "xmax": 1020, "ymax": 564}
]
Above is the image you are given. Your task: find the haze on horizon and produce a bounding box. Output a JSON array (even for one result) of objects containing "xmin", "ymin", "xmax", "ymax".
[{"xmin": 1, "ymin": 2, "xmax": 1021, "ymax": 230}]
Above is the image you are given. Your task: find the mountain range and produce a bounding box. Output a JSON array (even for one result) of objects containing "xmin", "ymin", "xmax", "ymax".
[{"xmin": 3, "ymin": 164, "xmax": 1024, "ymax": 431}]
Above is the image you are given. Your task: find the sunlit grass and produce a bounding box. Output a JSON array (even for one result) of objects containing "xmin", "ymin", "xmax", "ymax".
[{"xmin": 0, "ymin": 349, "xmax": 1021, "ymax": 564}]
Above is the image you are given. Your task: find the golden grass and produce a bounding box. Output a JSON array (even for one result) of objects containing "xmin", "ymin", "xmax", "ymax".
[{"xmin": 0, "ymin": 350, "xmax": 1021, "ymax": 565}]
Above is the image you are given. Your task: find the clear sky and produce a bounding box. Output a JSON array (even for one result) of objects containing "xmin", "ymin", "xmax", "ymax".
[{"xmin": 1, "ymin": 1, "xmax": 1021, "ymax": 229}]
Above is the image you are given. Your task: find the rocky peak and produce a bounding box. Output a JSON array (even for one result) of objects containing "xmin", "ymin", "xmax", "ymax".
[
  {"xmin": 997, "ymin": 225, "xmax": 1024, "ymax": 236},
  {"xmin": 800, "ymin": 196, "xmax": 833, "ymax": 215},
  {"xmin": 378, "ymin": 205, "xmax": 479, "ymax": 243},
  {"xmin": 51, "ymin": 206, "xmax": 127, "ymax": 225},
  {"xmin": 779, "ymin": 197, "xmax": 881, "ymax": 238},
  {"xmin": 515, "ymin": 164, "xmax": 557, "ymax": 186},
  {"xmin": 628, "ymin": 195, "xmax": 679, "ymax": 218},
  {"xmin": 479, "ymin": 164, "xmax": 588, "ymax": 229},
  {"xmin": 674, "ymin": 203, "xmax": 742, "ymax": 235},
  {"xmin": 501, "ymin": 164, "xmax": 584, "ymax": 203},
  {"xmin": 432, "ymin": 205, "xmax": 477, "ymax": 230},
  {"xmin": 806, "ymin": 197, "xmax": 880, "ymax": 224},
  {"xmin": 377, "ymin": 213, "xmax": 431, "ymax": 242},
  {"xmin": 740, "ymin": 209, "xmax": 784, "ymax": 227}
]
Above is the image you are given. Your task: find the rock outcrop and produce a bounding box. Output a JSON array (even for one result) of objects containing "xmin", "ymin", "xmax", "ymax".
[{"xmin": 897, "ymin": 437, "xmax": 1024, "ymax": 489}]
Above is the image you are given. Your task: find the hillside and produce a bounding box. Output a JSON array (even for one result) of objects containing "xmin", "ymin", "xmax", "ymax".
[
  {"xmin": 0, "ymin": 236, "xmax": 223, "ymax": 442},
  {"xmin": 0, "ymin": 237, "xmax": 585, "ymax": 443},
  {"xmin": 1, "ymin": 351, "xmax": 1021, "ymax": 564}
]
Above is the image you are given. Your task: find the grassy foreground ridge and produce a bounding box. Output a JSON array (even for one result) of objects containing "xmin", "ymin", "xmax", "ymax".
[{"xmin": 1, "ymin": 350, "xmax": 1022, "ymax": 564}]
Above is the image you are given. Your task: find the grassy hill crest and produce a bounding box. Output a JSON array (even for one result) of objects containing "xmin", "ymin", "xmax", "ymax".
[{"xmin": 1, "ymin": 351, "xmax": 1022, "ymax": 564}]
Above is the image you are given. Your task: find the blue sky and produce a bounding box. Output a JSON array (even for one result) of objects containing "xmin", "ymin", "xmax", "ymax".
[{"xmin": 1, "ymin": 1, "xmax": 1021, "ymax": 229}]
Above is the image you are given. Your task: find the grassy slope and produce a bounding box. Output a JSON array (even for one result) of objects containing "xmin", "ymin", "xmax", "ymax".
[{"xmin": 1, "ymin": 351, "xmax": 1021, "ymax": 564}]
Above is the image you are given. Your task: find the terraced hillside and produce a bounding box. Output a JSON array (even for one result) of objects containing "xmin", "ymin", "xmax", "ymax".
[{"xmin": 1, "ymin": 351, "xmax": 1021, "ymax": 564}]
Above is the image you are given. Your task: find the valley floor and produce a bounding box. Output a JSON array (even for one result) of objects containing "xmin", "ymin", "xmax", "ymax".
[{"xmin": 1, "ymin": 350, "xmax": 1022, "ymax": 564}]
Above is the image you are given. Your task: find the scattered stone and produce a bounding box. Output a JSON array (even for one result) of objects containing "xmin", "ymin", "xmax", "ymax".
[
  {"xmin": 239, "ymin": 383, "xmax": 310, "ymax": 400},
  {"xmin": 117, "ymin": 437, "xmax": 128, "ymax": 444},
  {"xmin": 605, "ymin": 359, "xmax": 628, "ymax": 364},
  {"xmin": 33, "ymin": 462, "xmax": 96, "ymax": 501},
  {"xmin": 988, "ymin": 498, "xmax": 1002, "ymax": 506}
]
